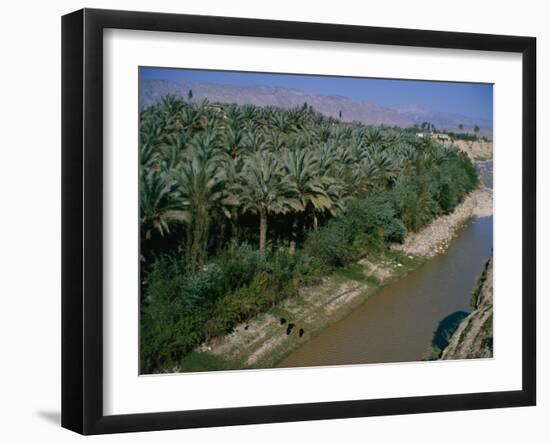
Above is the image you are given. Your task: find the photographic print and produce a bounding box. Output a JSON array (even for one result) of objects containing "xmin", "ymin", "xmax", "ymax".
[{"xmin": 138, "ymin": 67, "xmax": 494, "ymax": 375}]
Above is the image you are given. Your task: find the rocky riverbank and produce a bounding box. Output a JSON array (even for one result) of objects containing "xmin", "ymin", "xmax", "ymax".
[
  {"xmin": 392, "ymin": 186, "xmax": 492, "ymax": 259},
  {"xmin": 441, "ymin": 258, "xmax": 494, "ymax": 359}
]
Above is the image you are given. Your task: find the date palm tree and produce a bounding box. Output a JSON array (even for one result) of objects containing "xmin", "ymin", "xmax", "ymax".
[
  {"xmin": 221, "ymin": 127, "xmax": 245, "ymax": 159},
  {"xmin": 219, "ymin": 154, "xmax": 246, "ymax": 242},
  {"xmin": 243, "ymin": 129, "xmax": 267, "ymax": 154},
  {"xmin": 371, "ymin": 149, "xmax": 399, "ymax": 188},
  {"xmin": 237, "ymin": 151, "xmax": 292, "ymax": 253},
  {"xmin": 175, "ymin": 147, "xmax": 224, "ymax": 266},
  {"xmin": 282, "ymin": 148, "xmax": 332, "ymax": 253},
  {"xmin": 140, "ymin": 168, "xmax": 188, "ymax": 241}
]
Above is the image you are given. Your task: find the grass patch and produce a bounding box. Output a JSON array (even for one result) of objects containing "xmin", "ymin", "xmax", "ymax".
[
  {"xmin": 268, "ymin": 305, "xmax": 294, "ymax": 321},
  {"xmin": 385, "ymin": 250, "xmax": 423, "ymax": 269},
  {"xmin": 365, "ymin": 275, "xmax": 380, "ymax": 287},
  {"xmin": 178, "ymin": 352, "xmax": 241, "ymax": 373},
  {"xmin": 422, "ymin": 345, "xmax": 442, "ymax": 361},
  {"xmin": 334, "ymin": 263, "xmax": 369, "ymax": 283}
]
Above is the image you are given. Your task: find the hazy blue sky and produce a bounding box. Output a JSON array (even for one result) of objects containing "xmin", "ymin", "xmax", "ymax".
[{"xmin": 141, "ymin": 67, "xmax": 493, "ymax": 121}]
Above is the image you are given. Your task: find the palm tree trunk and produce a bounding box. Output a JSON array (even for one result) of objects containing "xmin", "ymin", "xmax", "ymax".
[
  {"xmin": 185, "ymin": 223, "xmax": 192, "ymax": 262},
  {"xmin": 231, "ymin": 207, "xmax": 239, "ymax": 243},
  {"xmin": 191, "ymin": 207, "xmax": 208, "ymax": 266},
  {"xmin": 313, "ymin": 213, "xmax": 319, "ymax": 230},
  {"xmin": 259, "ymin": 210, "xmax": 267, "ymax": 253},
  {"xmin": 289, "ymin": 216, "xmax": 298, "ymax": 255},
  {"xmin": 201, "ymin": 213, "xmax": 210, "ymax": 265},
  {"xmin": 191, "ymin": 220, "xmax": 202, "ymax": 266}
]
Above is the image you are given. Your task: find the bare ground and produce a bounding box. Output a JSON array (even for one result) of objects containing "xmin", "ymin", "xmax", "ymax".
[
  {"xmin": 431, "ymin": 134, "xmax": 493, "ymax": 161},
  {"xmin": 453, "ymin": 139, "xmax": 493, "ymax": 161}
]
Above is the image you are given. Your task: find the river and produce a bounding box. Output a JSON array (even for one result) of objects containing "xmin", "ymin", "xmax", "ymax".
[{"xmin": 278, "ymin": 162, "xmax": 493, "ymax": 368}]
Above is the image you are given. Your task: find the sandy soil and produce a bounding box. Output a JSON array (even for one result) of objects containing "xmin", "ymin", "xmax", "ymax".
[
  {"xmin": 453, "ymin": 139, "xmax": 493, "ymax": 161},
  {"xmin": 432, "ymin": 133, "xmax": 493, "ymax": 161}
]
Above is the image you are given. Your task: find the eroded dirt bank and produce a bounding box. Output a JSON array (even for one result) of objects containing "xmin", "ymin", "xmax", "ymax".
[
  {"xmin": 430, "ymin": 134, "xmax": 492, "ymax": 161},
  {"xmin": 454, "ymin": 139, "xmax": 493, "ymax": 161}
]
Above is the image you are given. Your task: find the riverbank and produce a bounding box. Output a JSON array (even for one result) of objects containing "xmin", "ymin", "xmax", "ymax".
[
  {"xmin": 453, "ymin": 139, "xmax": 493, "ymax": 162},
  {"xmin": 441, "ymin": 258, "xmax": 494, "ymax": 359},
  {"xmin": 179, "ymin": 186, "xmax": 493, "ymax": 372},
  {"xmin": 392, "ymin": 186, "xmax": 492, "ymax": 258},
  {"xmin": 430, "ymin": 134, "xmax": 493, "ymax": 161}
]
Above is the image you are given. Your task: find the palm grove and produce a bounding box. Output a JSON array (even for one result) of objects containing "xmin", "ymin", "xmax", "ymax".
[{"xmin": 140, "ymin": 95, "xmax": 478, "ymax": 373}]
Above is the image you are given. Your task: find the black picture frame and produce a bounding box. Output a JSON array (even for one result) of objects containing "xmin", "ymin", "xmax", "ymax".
[{"xmin": 61, "ymin": 8, "xmax": 536, "ymax": 435}]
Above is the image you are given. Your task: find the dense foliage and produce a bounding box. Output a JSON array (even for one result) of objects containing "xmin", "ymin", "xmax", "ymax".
[{"xmin": 139, "ymin": 96, "xmax": 478, "ymax": 372}]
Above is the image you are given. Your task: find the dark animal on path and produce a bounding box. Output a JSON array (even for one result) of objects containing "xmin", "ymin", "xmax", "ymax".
[
  {"xmin": 286, "ymin": 323, "xmax": 295, "ymax": 335},
  {"xmin": 299, "ymin": 328, "xmax": 304, "ymax": 337},
  {"xmin": 280, "ymin": 318, "xmax": 287, "ymax": 325},
  {"xmin": 244, "ymin": 325, "xmax": 249, "ymax": 330}
]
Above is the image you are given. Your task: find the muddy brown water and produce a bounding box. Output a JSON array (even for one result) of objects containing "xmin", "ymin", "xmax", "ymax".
[{"xmin": 278, "ymin": 215, "xmax": 493, "ymax": 369}]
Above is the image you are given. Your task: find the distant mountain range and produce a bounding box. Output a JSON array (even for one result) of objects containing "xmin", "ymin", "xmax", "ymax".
[
  {"xmin": 139, "ymin": 79, "xmax": 492, "ymax": 134},
  {"xmin": 394, "ymin": 106, "xmax": 492, "ymax": 134}
]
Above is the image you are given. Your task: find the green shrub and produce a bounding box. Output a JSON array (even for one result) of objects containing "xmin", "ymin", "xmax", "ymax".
[
  {"xmin": 261, "ymin": 248, "xmax": 297, "ymax": 288},
  {"xmin": 391, "ymin": 153, "xmax": 478, "ymax": 232},
  {"xmin": 214, "ymin": 243, "xmax": 264, "ymax": 291},
  {"xmin": 340, "ymin": 194, "xmax": 407, "ymax": 248},
  {"xmin": 383, "ymin": 217, "xmax": 407, "ymax": 243},
  {"xmin": 303, "ymin": 220, "xmax": 355, "ymax": 268},
  {"xmin": 140, "ymin": 246, "xmax": 305, "ymax": 373},
  {"xmin": 394, "ymin": 177, "xmax": 436, "ymax": 232}
]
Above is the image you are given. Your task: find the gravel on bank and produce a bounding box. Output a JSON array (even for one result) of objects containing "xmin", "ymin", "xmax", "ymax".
[{"xmin": 392, "ymin": 186, "xmax": 493, "ymax": 259}]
